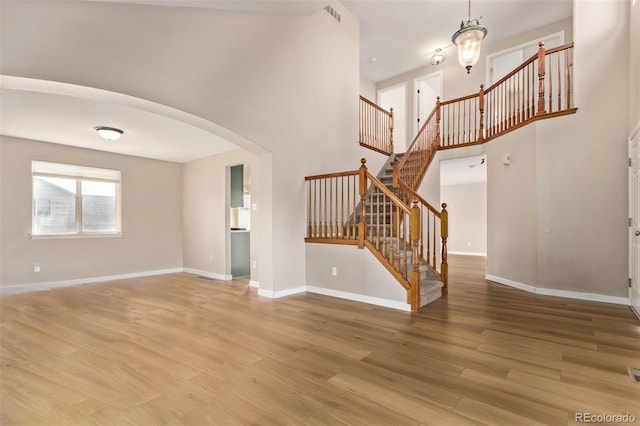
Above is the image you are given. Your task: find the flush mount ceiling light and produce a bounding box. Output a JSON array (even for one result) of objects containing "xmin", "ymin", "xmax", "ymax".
[
  {"xmin": 430, "ymin": 48, "xmax": 446, "ymax": 66},
  {"xmin": 451, "ymin": 0, "xmax": 487, "ymax": 74},
  {"xmin": 95, "ymin": 126, "xmax": 124, "ymax": 141}
]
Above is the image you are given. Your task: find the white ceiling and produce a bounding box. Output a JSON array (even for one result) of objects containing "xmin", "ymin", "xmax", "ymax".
[
  {"xmin": 0, "ymin": 0, "xmax": 573, "ymax": 163},
  {"xmin": 345, "ymin": 0, "xmax": 573, "ymax": 82},
  {"xmin": 440, "ymin": 154, "xmax": 487, "ymax": 186}
]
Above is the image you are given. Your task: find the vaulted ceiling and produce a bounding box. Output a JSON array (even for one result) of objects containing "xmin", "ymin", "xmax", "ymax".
[{"xmin": 1, "ymin": 0, "xmax": 573, "ymax": 162}]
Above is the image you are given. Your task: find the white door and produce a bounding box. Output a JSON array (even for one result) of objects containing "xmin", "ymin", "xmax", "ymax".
[
  {"xmin": 378, "ymin": 83, "xmax": 406, "ymax": 154},
  {"xmin": 630, "ymin": 125, "xmax": 640, "ymax": 318},
  {"xmin": 414, "ymin": 72, "xmax": 442, "ymax": 136}
]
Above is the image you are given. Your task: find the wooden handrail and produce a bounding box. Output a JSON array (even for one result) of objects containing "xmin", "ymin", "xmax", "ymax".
[
  {"xmin": 304, "ymin": 170, "xmax": 359, "ymax": 181},
  {"xmin": 390, "ymin": 41, "xmax": 576, "ymax": 194},
  {"xmin": 366, "ymin": 171, "xmax": 411, "ymax": 214},
  {"xmin": 440, "ymin": 92, "xmax": 480, "ymax": 106},
  {"xmin": 359, "ymin": 95, "xmax": 394, "ymax": 156},
  {"xmin": 397, "ymin": 179, "xmax": 440, "ymax": 216},
  {"xmin": 360, "ymin": 95, "xmax": 389, "ymax": 112},
  {"xmin": 545, "ymin": 42, "xmax": 574, "ymax": 55}
]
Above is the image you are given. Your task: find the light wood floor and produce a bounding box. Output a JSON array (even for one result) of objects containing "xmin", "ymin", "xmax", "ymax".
[{"xmin": 1, "ymin": 255, "xmax": 639, "ymax": 425}]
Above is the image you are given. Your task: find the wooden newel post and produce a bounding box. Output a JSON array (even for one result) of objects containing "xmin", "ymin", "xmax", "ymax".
[
  {"xmin": 392, "ymin": 157, "xmax": 399, "ymax": 192},
  {"xmin": 478, "ymin": 85, "xmax": 485, "ymax": 142},
  {"xmin": 536, "ymin": 41, "xmax": 546, "ymax": 116},
  {"xmin": 440, "ymin": 203, "xmax": 448, "ymax": 297},
  {"xmin": 389, "ymin": 107, "xmax": 394, "ymax": 154},
  {"xmin": 435, "ymin": 97, "xmax": 442, "ymax": 147},
  {"xmin": 410, "ymin": 200, "xmax": 421, "ymax": 312},
  {"xmin": 358, "ymin": 158, "xmax": 368, "ymax": 249}
]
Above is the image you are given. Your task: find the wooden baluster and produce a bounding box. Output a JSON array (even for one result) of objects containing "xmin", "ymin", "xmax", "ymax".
[
  {"xmin": 440, "ymin": 203, "xmax": 449, "ymax": 297},
  {"xmin": 548, "ymin": 54, "xmax": 553, "ymax": 113},
  {"xmin": 307, "ymin": 181, "xmax": 312, "ymax": 237},
  {"xmin": 392, "ymin": 157, "xmax": 399, "ymax": 195},
  {"xmin": 536, "ymin": 41, "xmax": 546, "ymax": 116},
  {"xmin": 435, "ymin": 97, "xmax": 441, "ymax": 147},
  {"xmin": 382, "ymin": 187, "xmax": 387, "ymax": 257},
  {"xmin": 426, "ymin": 210, "xmax": 431, "ymax": 266},
  {"xmin": 410, "ymin": 200, "xmax": 421, "ymax": 312},
  {"xmin": 358, "ymin": 158, "xmax": 367, "ymax": 249},
  {"xmin": 389, "ymin": 107, "xmax": 394, "ymax": 154},
  {"xmin": 351, "ymin": 175, "xmax": 356, "ymax": 239},
  {"xmin": 557, "ymin": 53, "xmax": 561, "ymax": 112},
  {"xmin": 479, "ymin": 85, "xmax": 485, "ymax": 142},
  {"xmin": 566, "ymin": 49, "xmax": 572, "ymax": 109}
]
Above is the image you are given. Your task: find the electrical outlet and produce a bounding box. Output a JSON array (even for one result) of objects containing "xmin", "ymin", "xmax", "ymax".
[
  {"xmin": 331, "ymin": 267, "xmax": 337, "ymax": 276},
  {"xmin": 252, "ymin": 261, "xmax": 257, "ymax": 269},
  {"xmin": 33, "ymin": 263, "xmax": 41, "ymax": 273}
]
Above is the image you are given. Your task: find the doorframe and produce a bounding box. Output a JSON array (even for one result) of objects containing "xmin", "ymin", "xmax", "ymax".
[
  {"xmin": 629, "ymin": 120, "xmax": 640, "ymax": 319},
  {"xmin": 377, "ymin": 82, "xmax": 407, "ymax": 154},
  {"xmin": 413, "ymin": 71, "xmax": 443, "ymax": 137}
]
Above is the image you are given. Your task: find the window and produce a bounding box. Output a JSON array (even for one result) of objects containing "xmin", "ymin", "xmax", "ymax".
[{"xmin": 32, "ymin": 161, "xmax": 121, "ymax": 237}]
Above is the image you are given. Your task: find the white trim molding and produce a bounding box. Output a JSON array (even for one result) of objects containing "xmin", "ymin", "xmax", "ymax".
[
  {"xmin": 183, "ymin": 268, "xmax": 231, "ymax": 281},
  {"xmin": 450, "ymin": 251, "xmax": 487, "ymax": 257},
  {"xmin": 486, "ymin": 274, "xmax": 630, "ymax": 306},
  {"xmin": 257, "ymin": 286, "xmax": 305, "ymax": 299},
  {"xmin": 306, "ymin": 286, "xmax": 411, "ymax": 312},
  {"xmin": 486, "ymin": 274, "xmax": 536, "ymax": 293},
  {"xmin": 0, "ymin": 268, "xmax": 183, "ymax": 295},
  {"xmin": 256, "ymin": 284, "xmax": 410, "ymax": 311}
]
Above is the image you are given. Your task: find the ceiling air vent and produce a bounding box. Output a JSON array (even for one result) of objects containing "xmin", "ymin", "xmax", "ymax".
[{"xmin": 323, "ymin": 5, "xmax": 341, "ymax": 23}]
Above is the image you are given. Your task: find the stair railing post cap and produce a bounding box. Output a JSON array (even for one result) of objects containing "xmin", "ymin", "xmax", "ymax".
[
  {"xmin": 442, "ymin": 202, "xmax": 448, "ymax": 210},
  {"xmin": 361, "ymin": 158, "xmax": 367, "ymax": 165}
]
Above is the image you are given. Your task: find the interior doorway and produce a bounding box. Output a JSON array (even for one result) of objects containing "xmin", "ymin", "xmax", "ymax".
[
  {"xmin": 230, "ymin": 163, "xmax": 251, "ymax": 278},
  {"xmin": 440, "ymin": 155, "xmax": 487, "ymax": 257},
  {"xmin": 377, "ymin": 83, "xmax": 406, "ymax": 154},
  {"xmin": 413, "ymin": 72, "xmax": 442, "ymax": 136},
  {"xmin": 629, "ymin": 125, "xmax": 640, "ymax": 318}
]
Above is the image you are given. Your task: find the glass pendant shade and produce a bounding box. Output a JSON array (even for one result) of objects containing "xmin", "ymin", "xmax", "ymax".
[{"xmin": 452, "ymin": 24, "xmax": 487, "ymax": 73}]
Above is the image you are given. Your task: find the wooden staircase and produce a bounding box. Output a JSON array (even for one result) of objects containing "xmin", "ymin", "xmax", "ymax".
[
  {"xmin": 359, "ymin": 154, "xmax": 444, "ymax": 307},
  {"xmin": 305, "ymin": 41, "xmax": 576, "ymax": 313}
]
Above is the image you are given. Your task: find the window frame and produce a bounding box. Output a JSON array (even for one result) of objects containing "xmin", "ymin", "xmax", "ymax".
[{"xmin": 31, "ymin": 161, "xmax": 123, "ymax": 239}]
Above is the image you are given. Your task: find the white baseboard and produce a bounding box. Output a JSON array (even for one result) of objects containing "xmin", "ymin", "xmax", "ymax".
[
  {"xmin": 249, "ymin": 280, "xmax": 260, "ymax": 288},
  {"xmin": 256, "ymin": 284, "xmax": 410, "ymax": 312},
  {"xmin": 449, "ymin": 251, "xmax": 487, "ymax": 257},
  {"xmin": 258, "ymin": 286, "xmax": 305, "ymax": 298},
  {"xmin": 486, "ymin": 274, "xmax": 630, "ymax": 306},
  {"xmin": 486, "ymin": 274, "xmax": 536, "ymax": 293},
  {"xmin": 305, "ymin": 286, "xmax": 411, "ymax": 312},
  {"xmin": 0, "ymin": 268, "xmax": 183, "ymax": 295},
  {"xmin": 183, "ymin": 268, "xmax": 231, "ymax": 281},
  {"xmin": 536, "ymin": 287, "xmax": 629, "ymax": 306}
]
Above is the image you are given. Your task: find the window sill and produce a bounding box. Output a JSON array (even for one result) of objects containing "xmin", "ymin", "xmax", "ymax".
[{"xmin": 30, "ymin": 232, "xmax": 124, "ymax": 240}]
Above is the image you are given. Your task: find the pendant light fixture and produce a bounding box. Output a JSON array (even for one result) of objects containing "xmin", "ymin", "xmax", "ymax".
[
  {"xmin": 451, "ymin": 0, "xmax": 487, "ymax": 74},
  {"xmin": 430, "ymin": 48, "xmax": 446, "ymax": 66}
]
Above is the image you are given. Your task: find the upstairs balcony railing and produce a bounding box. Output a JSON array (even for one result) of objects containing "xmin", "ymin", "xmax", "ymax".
[
  {"xmin": 359, "ymin": 96, "xmax": 394, "ymax": 155},
  {"xmin": 388, "ymin": 41, "xmax": 577, "ymax": 191}
]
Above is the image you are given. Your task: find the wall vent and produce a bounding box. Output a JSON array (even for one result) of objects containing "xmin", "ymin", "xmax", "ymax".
[{"xmin": 323, "ymin": 5, "xmax": 341, "ymax": 23}]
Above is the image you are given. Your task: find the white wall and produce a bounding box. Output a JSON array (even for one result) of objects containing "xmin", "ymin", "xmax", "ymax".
[
  {"xmin": 0, "ymin": 136, "xmax": 183, "ymax": 286},
  {"xmin": 305, "ymin": 243, "xmax": 408, "ymax": 306},
  {"xmin": 360, "ymin": 74, "xmax": 376, "ymax": 100},
  {"xmin": 1, "ymin": 1, "xmax": 361, "ymax": 294},
  {"xmin": 182, "ymin": 148, "xmax": 259, "ymax": 280},
  {"xmin": 532, "ymin": 0, "xmax": 629, "ymax": 297},
  {"xmin": 631, "ymin": 0, "xmax": 640, "ymax": 133},
  {"xmin": 441, "ymin": 183, "xmax": 487, "ymax": 255},
  {"xmin": 486, "ymin": 125, "xmax": 538, "ymax": 287}
]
